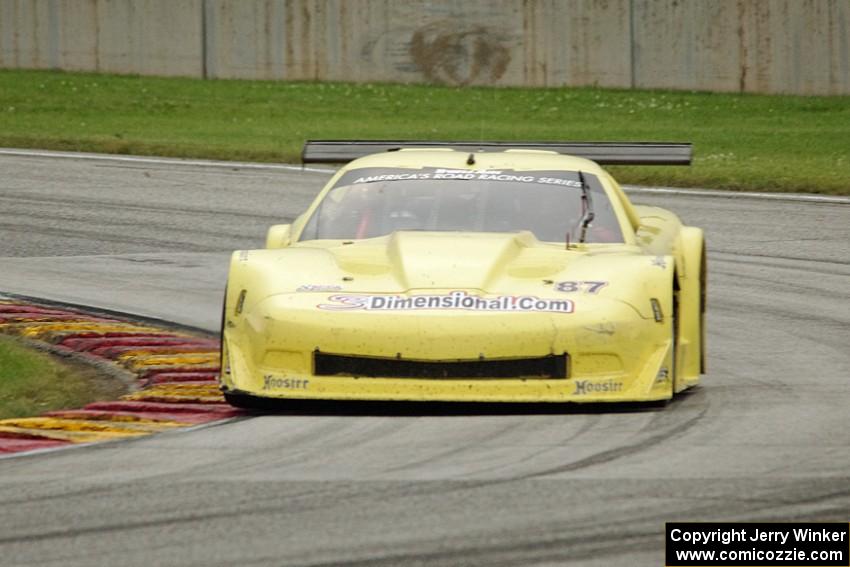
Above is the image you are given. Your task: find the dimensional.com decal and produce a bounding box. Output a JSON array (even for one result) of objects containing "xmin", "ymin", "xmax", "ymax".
[{"xmin": 317, "ymin": 290, "xmax": 574, "ymax": 313}]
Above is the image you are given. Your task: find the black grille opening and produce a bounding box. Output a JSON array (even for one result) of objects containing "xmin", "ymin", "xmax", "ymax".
[{"xmin": 314, "ymin": 353, "xmax": 568, "ymax": 379}]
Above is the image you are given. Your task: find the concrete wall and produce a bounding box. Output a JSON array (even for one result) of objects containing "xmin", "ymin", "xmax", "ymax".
[
  {"xmin": 0, "ymin": 0, "xmax": 203, "ymax": 76},
  {"xmin": 631, "ymin": 0, "xmax": 850, "ymax": 94},
  {"xmin": 1, "ymin": 0, "xmax": 848, "ymax": 95}
]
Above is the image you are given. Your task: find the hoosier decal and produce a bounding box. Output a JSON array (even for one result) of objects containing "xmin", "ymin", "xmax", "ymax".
[
  {"xmin": 263, "ymin": 375, "xmax": 309, "ymax": 390},
  {"xmin": 574, "ymin": 379, "xmax": 623, "ymax": 395},
  {"xmin": 318, "ymin": 290, "xmax": 574, "ymax": 314}
]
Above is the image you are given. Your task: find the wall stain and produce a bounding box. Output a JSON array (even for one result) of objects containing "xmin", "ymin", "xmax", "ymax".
[{"xmin": 409, "ymin": 21, "xmax": 510, "ymax": 86}]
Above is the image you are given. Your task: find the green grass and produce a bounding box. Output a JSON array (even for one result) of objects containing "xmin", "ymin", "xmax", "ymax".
[
  {"xmin": 0, "ymin": 336, "xmax": 126, "ymax": 419},
  {"xmin": 1, "ymin": 69, "xmax": 848, "ymax": 194}
]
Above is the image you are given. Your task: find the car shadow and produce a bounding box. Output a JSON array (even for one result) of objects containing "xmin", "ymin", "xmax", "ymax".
[{"xmin": 237, "ymin": 397, "xmax": 684, "ymax": 417}]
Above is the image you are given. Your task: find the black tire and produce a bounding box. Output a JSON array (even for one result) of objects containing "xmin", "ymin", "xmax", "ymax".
[
  {"xmin": 219, "ymin": 286, "xmax": 227, "ymax": 382},
  {"xmin": 223, "ymin": 391, "xmax": 275, "ymax": 411},
  {"xmin": 671, "ymin": 284, "xmax": 679, "ymax": 394},
  {"xmin": 699, "ymin": 242, "xmax": 707, "ymax": 374}
]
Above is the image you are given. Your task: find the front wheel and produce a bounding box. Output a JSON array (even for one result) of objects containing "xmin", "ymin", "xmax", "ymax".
[
  {"xmin": 223, "ymin": 391, "xmax": 275, "ymax": 411},
  {"xmin": 671, "ymin": 284, "xmax": 679, "ymax": 394}
]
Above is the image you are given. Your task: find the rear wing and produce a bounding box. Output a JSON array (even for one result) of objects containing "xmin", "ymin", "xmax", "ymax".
[{"xmin": 301, "ymin": 140, "xmax": 692, "ymax": 166}]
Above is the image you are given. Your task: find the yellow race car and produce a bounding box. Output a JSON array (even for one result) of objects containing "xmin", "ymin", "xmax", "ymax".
[{"xmin": 220, "ymin": 141, "xmax": 705, "ymax": 407}]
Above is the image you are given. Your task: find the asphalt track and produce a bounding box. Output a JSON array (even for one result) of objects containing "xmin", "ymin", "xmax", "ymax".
[{"xmin": 0, "ymin": 151, "xmax": 848, "ymax": 566}]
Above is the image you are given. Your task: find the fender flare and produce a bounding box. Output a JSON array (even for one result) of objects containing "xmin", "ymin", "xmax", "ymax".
[{"xmin": 674, "ymin": 227, "xmax": 706, "ymax": 379}]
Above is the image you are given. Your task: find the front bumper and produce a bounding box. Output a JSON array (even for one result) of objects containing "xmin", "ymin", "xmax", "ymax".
[{"xmin": 220, "ymin": 293, "xmax": 675, "ymax": 403}]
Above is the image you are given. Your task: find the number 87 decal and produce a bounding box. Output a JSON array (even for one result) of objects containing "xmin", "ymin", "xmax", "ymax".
[{"xmin": 555, "ymin": 281, "xmax": 608, "ymax": 293}]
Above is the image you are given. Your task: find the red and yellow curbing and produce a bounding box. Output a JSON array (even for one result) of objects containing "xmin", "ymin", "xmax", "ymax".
[{"xmin": 0, "ymin": 299, "xmax": 242, "ymax": 455}]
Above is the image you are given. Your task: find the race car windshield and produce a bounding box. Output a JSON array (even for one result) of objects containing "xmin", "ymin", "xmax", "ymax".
[{"xmin": 300, "ymin": 167, "xmax": 623, "ymax": 243}]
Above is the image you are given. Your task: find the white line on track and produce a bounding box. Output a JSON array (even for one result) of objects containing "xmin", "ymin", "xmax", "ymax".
[
  {"xmin": 2, "ymin": 147, "xmax": 847, "ymax": 204},
  {"xmin": 624, "ymin": 186, "xmax": 849, "ymax": 204},
  {"xmin": 0, "ymin": 147, "xmax": 335, "ymax": 175}
]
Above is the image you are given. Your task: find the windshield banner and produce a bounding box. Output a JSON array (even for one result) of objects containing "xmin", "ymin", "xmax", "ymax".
[{"xmin": 335, "ymin": 168, "xmax": 585, "ymax": 189}]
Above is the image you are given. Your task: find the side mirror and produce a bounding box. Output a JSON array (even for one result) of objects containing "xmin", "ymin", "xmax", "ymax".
[{"xmin": 265, "ymin": 224, "xmax": 292, "ymax": 249}]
